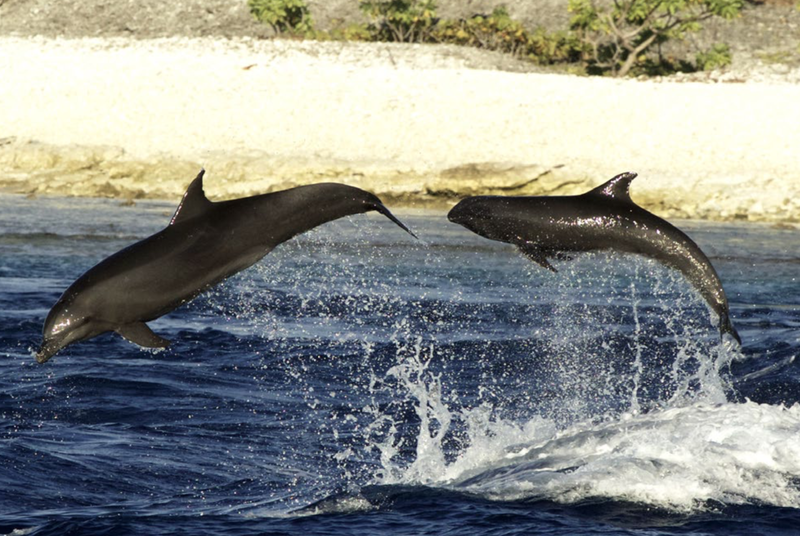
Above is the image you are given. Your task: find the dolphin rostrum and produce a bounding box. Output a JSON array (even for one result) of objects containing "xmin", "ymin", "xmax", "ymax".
[
  {"xmin": 37, "ymin": 170, "xmax": 416, "ymax": 363},
  {"xmin": 447, "ymin": 172, "xmax": 740, "ymax": 344}
]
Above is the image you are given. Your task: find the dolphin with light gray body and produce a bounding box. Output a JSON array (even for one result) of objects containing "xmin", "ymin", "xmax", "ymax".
[
  {"xmin": 36, "ymin": 170, "xmax": 416, "ymax": 363},
  {"xmin": 447, "ymin": 172, "xmax": 740, "ymax": 344}
]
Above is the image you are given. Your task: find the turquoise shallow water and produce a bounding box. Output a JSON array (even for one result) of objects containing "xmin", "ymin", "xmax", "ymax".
[{"xmin": 1, "ymin": 194, "xmax": 799, "ymax": 535}]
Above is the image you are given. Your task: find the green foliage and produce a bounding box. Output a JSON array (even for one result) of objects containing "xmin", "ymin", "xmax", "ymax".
[
  {"xmin": 306, "ymin": 20, "xmax": 373, "ymax": 41},
  {"xmin": 635, "ymin": 56, "xmax": 694, "ymax": 76},
  {"xmin": 332, "ymin": 23, "xmax": 374, "ymax": 42},
  {"xmin": 246, "ymin": 0, "xmax": 740, "ymax": 78},
  {"xmin": 248, "ymin": 0, "xmax": 314, "ymax": 35},
  {"xmin": 696, "ymin": 43, "xmax": 732, "ymax": 70},
  {"xmin": 359, "ymin": 0, "xmax": 438, "ymax": 43},
  {"xmin": 432, "ymin": 7, "xmax": 581, "ymax": 64},
  {"xmin": 568, "ymin": 0, "xmax": 743, "ymax": 76},
  {"xmin": 433, "ymin": 7, "xmax": 530, "ymax": 55},
  {"xmin": 527, "ymin": 28, "xmax": 584, "ymax": 64}
]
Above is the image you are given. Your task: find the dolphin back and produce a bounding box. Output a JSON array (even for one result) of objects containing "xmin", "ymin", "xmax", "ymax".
[{"xmin": 180, "ymin": 177, "xmax": 416, "ymax": 242}]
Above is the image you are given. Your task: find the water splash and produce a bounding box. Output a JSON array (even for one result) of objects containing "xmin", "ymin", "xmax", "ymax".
[
  {"xmin": 192, "ymin": 220, "xmax": 775, "ymax": 513},
  {"xmin": 366, "ymin": 338, "xmax": 452, "ymax": 485},
  {"xmin": 365, "ymin": 334, "xmax": 800, "ymax": 511},
  {"xmin": 628, "ymin": 276, "xmax": 644, "ymax": 415},
  {"xmin": 355, "ymin": 251, "xmax": 781, "ymax": 512}
]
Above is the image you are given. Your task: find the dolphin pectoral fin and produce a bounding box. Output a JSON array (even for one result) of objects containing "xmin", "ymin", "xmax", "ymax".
[
  {"xmin": 517, "ymin": 245, "xmax": 557, "ymax": 273},
  {"xmin": 116, "ymin": 322, "xmax": 171, "ymax": 349}
]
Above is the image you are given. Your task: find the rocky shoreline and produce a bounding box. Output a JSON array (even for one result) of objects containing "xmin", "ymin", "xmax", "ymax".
[
  {"xmin": 1, "ymin": 35, "xmax": 799, "ymax": 223},
  {"xmin": 2, "ymin": 136, "xmax": 799, "ymax": 225}
]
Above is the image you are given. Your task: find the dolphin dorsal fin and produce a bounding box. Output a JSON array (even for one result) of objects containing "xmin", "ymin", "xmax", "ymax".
[
  {"xmin": 586, "ymin": 172, "xmax": 638, "ymax": 203},
  {"xmin": 170, "ymin": 169, "xmax": 212, "ymax": 226}
]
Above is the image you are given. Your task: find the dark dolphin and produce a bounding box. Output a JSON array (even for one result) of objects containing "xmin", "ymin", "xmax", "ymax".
[
  {"xmin": 447, "ymin": 172, "xmax": 740, "ymax": 344},
  {"xmin": 37, "ymin": 170, "xmax": 416, "ymax": 363}
]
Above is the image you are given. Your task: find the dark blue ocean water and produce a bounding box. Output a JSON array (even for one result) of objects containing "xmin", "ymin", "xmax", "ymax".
[{"xmin": 1, "ymin": 193, "xmax": 799, "ymax": 536}]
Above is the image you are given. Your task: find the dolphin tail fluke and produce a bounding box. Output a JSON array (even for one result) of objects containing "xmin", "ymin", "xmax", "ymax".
[
  {"xmin": 372, "ymin": 203, "xmax": 418, "ymax": 239},
  {"xmin": 720, "ymin": 313, "xmax": 742, "ymax": 345}
]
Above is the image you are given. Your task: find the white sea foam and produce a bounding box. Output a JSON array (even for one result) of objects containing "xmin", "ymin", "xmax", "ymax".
[
  {"xmin": 448, "ymin": 402, "xmax": 800, "ymax": 510},
  {"xmin": 369, "ymin": 336, "xmax": 800, "ymax": 512}
]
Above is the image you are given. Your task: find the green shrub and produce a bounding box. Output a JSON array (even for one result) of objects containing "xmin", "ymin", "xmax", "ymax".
[
  {"xmin": 696, "ymin": 43, "xmax": 732, "ymax": 70},
  {"xmin": 304, "ymin": 20, "xmax": 372, "ymax": 41},
  {"xmin": 568, "ymin": 0, "xmax": 743, "ymax": 76},
  {"xmin": 433, "ymin": 7, "xmax": 530, "ymax": 56},
  {"xmin": 527, "ymin": 28, "xmax": 583, "ymax": 65},
  {"xmin": 247, "ymin": 0, "xmax": 737, "ymax": 78},
  {"xmin": 248, "ymin": 0, "xmax": 314, "ymax": 35},
  {"xmin": 359, "ymin": 0, "xmax": 438, "ymax": 43},
  {"xmin": 328, "ymin": 23, "xmax": 373, "ymax": 42},
  {"xmin": 432, "ymin": 8, "xmax": 582, "ymax": 64}
]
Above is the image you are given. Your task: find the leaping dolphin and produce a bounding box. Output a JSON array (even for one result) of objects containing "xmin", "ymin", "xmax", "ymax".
[
  {"xmin": 447, "ymin": 172, "xmax": 740, "ymax": 344},
  {"xmin": 36, "ymin": 170, "xmax": 416, "ymax": 363}
]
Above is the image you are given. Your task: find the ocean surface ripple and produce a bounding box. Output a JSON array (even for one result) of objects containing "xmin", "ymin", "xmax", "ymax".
[{"xmin": 1, "ymin": 194, "xmax": 799, "ymax": 536}]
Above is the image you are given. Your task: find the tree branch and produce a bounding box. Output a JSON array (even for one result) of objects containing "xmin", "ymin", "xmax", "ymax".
[{"xmin": 617, "ymin": 30, "xmax": 658, "ymax": 76}]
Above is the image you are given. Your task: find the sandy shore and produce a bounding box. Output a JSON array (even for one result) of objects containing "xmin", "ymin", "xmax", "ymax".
[{"xmin": 1, "ymin": 36, "xmax": 799, "ymax": 222}]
